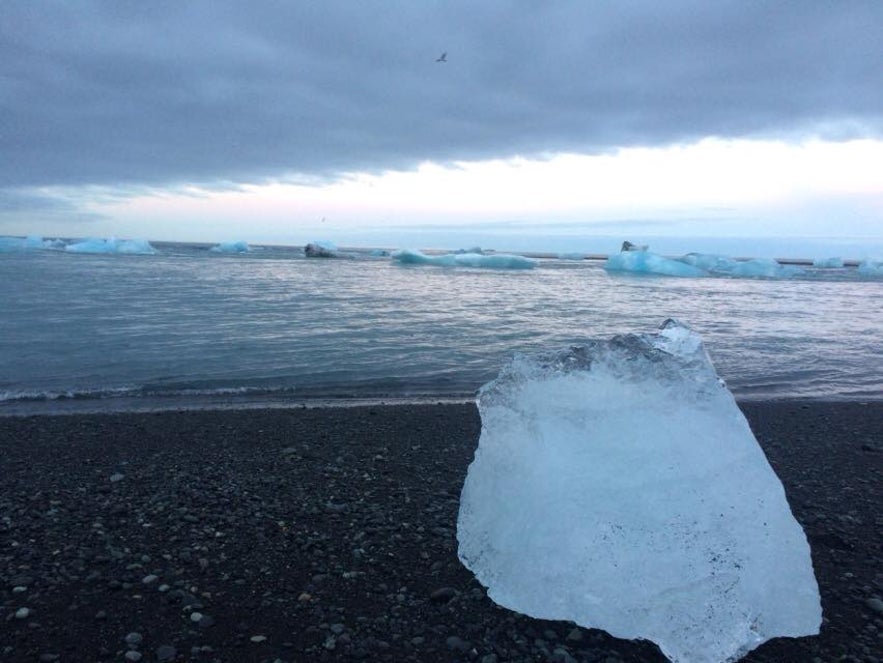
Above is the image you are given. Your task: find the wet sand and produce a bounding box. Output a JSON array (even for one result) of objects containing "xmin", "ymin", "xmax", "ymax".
[{"xmin": 1, "ymin": 401, "xmax": 881, "ymax": 662}]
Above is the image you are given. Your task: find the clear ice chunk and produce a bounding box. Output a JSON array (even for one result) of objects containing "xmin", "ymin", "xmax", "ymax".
[
  {"xmin": 65, "ymin": 237, "xmax": 157, "ymax": 254},
  {"xmin": 210, "ymin": 240, "xmax": 250, "ymax": 253},
  {"xmin": 391, "ymin": 248, "xmax": 535, "ymax": 269},
  {"xmin": 457, "ymin": 320, "xmax": 821, "ymax": 663}
]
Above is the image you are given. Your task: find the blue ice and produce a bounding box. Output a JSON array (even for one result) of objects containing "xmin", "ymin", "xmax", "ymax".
[
  {"xmin": 812, "ymin": 257, "xmax": 844, "ymax": 268},
  {"xmin": 608, "ymin": 250, "xmax": 806, "ymax": 279},
  {"xmin": 713, "ymin": 257, "xmax": 802, "ymax": 278},
  {"xmin": 392, "ymin": 249, "xmax": 536, "ymax": 270},
  {"xmin": 304, "ymin": 240, "xmax": 342, "ymax": 258},
  {"xmin": 210, "ymin": 240, "xmax": 250, "ymax": 253},
  {"xmin": 858, "ymin": 259, "xmax": 883, "ymax": 278},
  {"xmin": 605, "ymin": 250, "xmax": 707, "ymax": 277},
  {"xmin": 0, "ymin": 235, "xmax": 54, "ymax": 252},
  {"xmin": 65, "ymin": 238, "xmax": 157, "ymax": 255},
  {"xmin": 457, "ymin": 320, "xmax": 821, "ymax": 663}
]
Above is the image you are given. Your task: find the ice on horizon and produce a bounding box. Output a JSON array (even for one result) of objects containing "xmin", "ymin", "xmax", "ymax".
[
  {"xmin": 392, "ymin": 248, "xmax": 536, "ymax": 270},
  {"xmin": 457, "ymin": 320, "xmax": 821, "ymax": 663},
  {"xmin": 304, "ymin": 240, "xmax": 351, "ymax": 258},
  {"xmin": 606, "ymin": 247, "xmax": 804, "ymax": 279},
  {"xmin": 65, "ymin": 237, "xmax": 157, "ymax": 255},
  {"xmin": 606, "ymin": 249, "xmax": 707, "ymax": 277},
  {"xmin": 0, "ymin": 235, "xmax": 63, "ymax": 252},
  {"xmin": 857, "ymin": 258, "xmax": 883, "ymax": 278},
  {"xmin": 812, "ymin": 256, "xmax": 844, "ymax": 268},
  {"xmin": 209, "ymin": 240, "xmax": 250, "ymax": 253}
]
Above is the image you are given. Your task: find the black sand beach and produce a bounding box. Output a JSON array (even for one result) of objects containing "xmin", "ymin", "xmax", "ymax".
[{"xmin": 1, "ymin": 402, "xmax": 881, "ymax": 663}]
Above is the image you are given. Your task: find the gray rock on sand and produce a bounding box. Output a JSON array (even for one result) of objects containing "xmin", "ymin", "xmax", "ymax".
[
  {"xmin": 124, "ymin": 632, "xmax": 143, "ymax": 647},
  {"xmin": 865, "ymin": 597, "xmax": 883, "ymax": 614},
  {"xmin": 155, "ymin": 645, "xmax": 177, "ymax": 662}
]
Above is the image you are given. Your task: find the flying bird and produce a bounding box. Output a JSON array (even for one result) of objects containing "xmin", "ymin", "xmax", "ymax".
[{"xmin": 436, "ymin": 52, "xmax": 447, "ymax": 63}]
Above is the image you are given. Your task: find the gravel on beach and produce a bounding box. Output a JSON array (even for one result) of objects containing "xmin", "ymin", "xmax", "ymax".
[{"xmin": 1, "ymin": 401, "xmax": 881, "ymax": 663}]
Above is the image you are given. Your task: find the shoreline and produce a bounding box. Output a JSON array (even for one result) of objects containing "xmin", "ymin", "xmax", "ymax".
[
  {"xmin": 3, "ymin": 393, "xmax": 882, "ymax": 419},
  {"xmin": 1, "ymin": 401, "xmax": 881, "ymax": 662}
]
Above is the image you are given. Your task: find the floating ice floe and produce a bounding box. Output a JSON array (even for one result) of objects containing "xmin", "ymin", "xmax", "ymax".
[
  {"xmin": 679, "ymin": 253, "xmax": 803, "ymax": 279},
  {"xmin": 606, "ymin": 246, "xmax": 804, "ymax": 279},
  {"xmin": 605, "ymin": 249, "xmax": 707, "ymax": 277},
  {"xmin": 209, "ymin": 240, "xmax": 250, "ymax": 253},
  {"xmin": 305, "ymin": 240, "xmax": 344, "ymax": 258},
  {"xmin": 857, "ymin": 258, "xmax": 883, "ymax": 278},
  {"xmin": 457, "ymin": 320, "xmax": 821, "ymax": 663},
  {"xmin": 392, "ymin": 249, "xmax": 535, "ymax": 270},
  {"xmin": 812, "ymin": 256, "xmax": 844, "ymax": 268},
  {"xmin": 0, "ymin": 235, "xmax": 53, "ymax": 252},
  {"xmin": 65, "ymin": 237, "xmax": 157, "ymax": 255}
]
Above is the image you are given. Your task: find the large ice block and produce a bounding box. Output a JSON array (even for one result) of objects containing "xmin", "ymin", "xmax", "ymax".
[{"xmin": 457, "ymin": 320, "xmax": 821, "ymax": 663}]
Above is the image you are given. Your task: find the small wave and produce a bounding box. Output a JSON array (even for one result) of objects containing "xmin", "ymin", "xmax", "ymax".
[
  {"xmin": 141, "ymin": 384, "xmax": 298, "ymax": 398},
  {"xmin": 0, "ymin": 385, "xmax": 142, "ymax": 403}
]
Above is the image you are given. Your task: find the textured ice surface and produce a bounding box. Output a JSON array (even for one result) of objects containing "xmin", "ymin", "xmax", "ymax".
[
  {"xmin": 0, "ymin": 235, "xmax": 63, "ymax": 252},
  {"xmin": 210, "ymin": 240, "xmax": 250, "ymax": 253},
  {"xmin": 392, "ymin": 249, "xmax": 535, "ymax": 269},
  {"xmin": 858, "ymin": 259, "xmax": 883, "ymax": 277},
  {"xmin": 305, "ymin": 240, "xmax": 342, "ymax": 258},
  {"xmin": 812, "ymin": 256, "xmax": 844, "ymax": 268},
  {"xmin": 65, "ymin": 238, "xmax": 157, "ymax": 254},
  {"xmin": 607, "ymin": 250, "xmax": 804, "ymax": 279},
  {"xmin": 701, "ymin": 257, "xmax": 802, "ymax": 279},
  {"xmin": 457, "ymin": 320, "xmax": 821, "ymax": 663},
  {"xmin": 605, "ymin": 250, "xmax": 707, "ymax": 277}
]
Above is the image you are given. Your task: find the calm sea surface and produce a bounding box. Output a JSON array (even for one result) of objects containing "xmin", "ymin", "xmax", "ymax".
[{"xmin": 1, "ymin": 242, "xmax": 881, "ymax": 414}]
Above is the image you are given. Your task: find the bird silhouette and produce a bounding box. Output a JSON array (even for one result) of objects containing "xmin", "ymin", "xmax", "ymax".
[{"xmin": 436, "ymin": 52, "xmax": 447, "ymax": 63}]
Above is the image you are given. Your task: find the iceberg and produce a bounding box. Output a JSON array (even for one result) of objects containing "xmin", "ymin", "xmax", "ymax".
[
  {"xmin": 304, "ymin": 240, "xmax": 342, "ymax": 258},
  {"xmin": 0, "ymin": 235, "xmax": 64, "ymax": 252},
  {"xmin": 391, "ymin": 249, "xmax": 535, "ymax": 270},
  {"xmin": 678, "ymin": 252, "xmax": 733, "ymax": 272},
  {"xmin": 718, "ymin": 258, "xmax": 802, "ymax": 279},
  {"xmin": 680, "ymin": 254, "xmax": 803, "ymax": 279},
  {"xmin": 65, "ymin": 237, "xmax": 157, "ymax": 254},
  {"xmin": 0, "ymin": 235, "xmax": 49, "ymax": 252},
  {"xmin": 609, "ymin": 250, "xmax": 804, "ymax": 279},
  {"xmin": 457, "ymin": 320, "xmax": 821, "ymax": 663},
  {"xmin": 209, "ymin": 240, "xmax": 250, "ymax": 253},
  {"xmin": 812, "ymin": 257, "xmax": 844, "ymax": 268},
  {"xmin": 857, "ymin": 258, "xmax": 883, "ymax": 278},
  {"xmin": 605, "ymin": 250, "xmax": 707, "ymax": 277}
]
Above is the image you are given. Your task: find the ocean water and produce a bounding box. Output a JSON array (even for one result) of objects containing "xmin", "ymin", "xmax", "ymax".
[{"xmin": 1, "ymin": 241, "xmax": 881, "ymax": 414}]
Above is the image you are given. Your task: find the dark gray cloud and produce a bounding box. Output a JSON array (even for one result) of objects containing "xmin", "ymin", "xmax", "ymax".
[{"xmin": 2, "ymin": 0, "xmax": 881, "ymax": 190}]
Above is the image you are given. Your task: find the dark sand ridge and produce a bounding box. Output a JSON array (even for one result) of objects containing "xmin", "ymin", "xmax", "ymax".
[{"xmin": 1, "ymin": 402, "xmax": 881, "ymax": 663}]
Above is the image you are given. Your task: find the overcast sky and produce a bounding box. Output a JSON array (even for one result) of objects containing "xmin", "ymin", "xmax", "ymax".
[{"xmin": 2, "ymin": 1, "xmax": 882, "ymax": 251}]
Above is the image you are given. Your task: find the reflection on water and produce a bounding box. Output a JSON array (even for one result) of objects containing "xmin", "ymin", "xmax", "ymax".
[{"xmin": 0, "ymin": 245, "xmax": 881, "ymax": 413}]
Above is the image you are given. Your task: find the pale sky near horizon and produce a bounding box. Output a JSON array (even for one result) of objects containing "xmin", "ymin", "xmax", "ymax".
[{"xmin": 2, "ymin": 2, "xmax": 882, "ymax": 253}]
